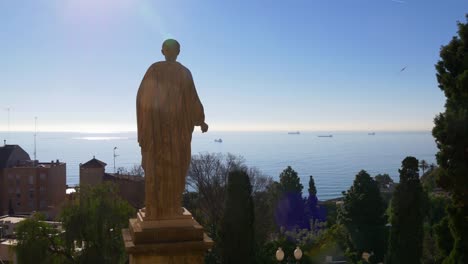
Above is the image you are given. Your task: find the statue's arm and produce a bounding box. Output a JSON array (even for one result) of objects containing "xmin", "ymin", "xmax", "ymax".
[{"xmin": 187, "ymin": 71, "xmax": 206, "ymax": 127}]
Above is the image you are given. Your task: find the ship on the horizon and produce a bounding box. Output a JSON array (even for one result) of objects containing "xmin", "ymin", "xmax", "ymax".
[
  {"xmin": 288, "ymin": 131, "xmax": 300, "ymax": 135},
  {"xmin": 214, "ymin": 138, "xmax": 223, "ymax": 143},
  {"xmin": 318, "ymin": 135, "xmax": 333, "ymax": 138},
  {"xmin": 368, "ymin": 132, "xmax": 376, "ymax": 135}
]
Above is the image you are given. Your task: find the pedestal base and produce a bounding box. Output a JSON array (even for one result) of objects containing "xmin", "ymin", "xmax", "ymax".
[{"xmin": 122, "ymin": 208, "xmax": 213, "ymax": 264}]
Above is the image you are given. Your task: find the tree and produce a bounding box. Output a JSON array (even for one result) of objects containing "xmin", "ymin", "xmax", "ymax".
[
  {"xmin": 434, "ymin": 217, "xmax": 455, "ymax": 262},
  {"xmin": 339, "ymin": 170, "xmax": 386, "ymax": 263},
  {"xmin": 387, "ymin": 157, "xmax": 426, "ymax": 264},
  {"xmin": 374, "ymin": 174, "xmax": 394, "ymax": 189},
  {"xmin": 308, "ymin": 175, "xmax": 317, "ymax": 196},
  {"xmin": 305, "ymin": 175, "xmax": 325, "ymax": 227},
  {"xmin": 15, "ymin": 183, "xmax": 135, "ymax": 264},
  {"xmin": 185, "ymin": 153, "xmax": 271, "ymax": 263},
  {"xmin": 279, "ymin": 166, "xmax": 303, "ymax": 194},
  {"xmin": 15, "ymin": 213, "xmax": 71, "ymax": 264},
  {"xmin": 432, "ymin": 14, "xmax": 468, "ymax": 264},
  {"xmin": 116, "ymin": 164, "xmax": 144, "ymax": 177},
  {"xmin": 220, "ymin": 170, "xmax": 255, "ymax": 264},
  {"xmin": 419, "ymin": 160, "xmax": 429, "ymax": 176},
  {"xmin": 275, "ymin": 166, "xmax": 307, "ymax": 230},
  {"xmin": 61, "ymin": 183, "xmax": 134, "ymax": 264}
]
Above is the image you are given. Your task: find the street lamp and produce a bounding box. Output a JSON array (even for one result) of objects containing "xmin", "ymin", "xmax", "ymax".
[
  {"xmin": 276, "ymin": 246, "xmax": 303, "ymax": 263},
  {"xmin": 276, "ymin": 247, "xmax": 285, "ymax": 262},
  {"xmin": 294, "ymin": 246, "xmax": 303, "ymax": 261}
]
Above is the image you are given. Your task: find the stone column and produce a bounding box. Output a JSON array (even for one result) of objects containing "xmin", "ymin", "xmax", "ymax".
[{"xmin": 122, "ymin": 207, "xmax": 213, "ymax": 264}]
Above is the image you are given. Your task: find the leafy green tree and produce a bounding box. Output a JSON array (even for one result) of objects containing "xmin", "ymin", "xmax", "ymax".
[
  {"xmin": 387, "ymin": 157, "xmax": 426, "ymax": 264},
  {"xmin": 308, "ymin": 175, "xmax": 317, "ymax": 196},
  {"xmin": 434, "ymin": 216, "xmax": 455, "ymax": 262},
  {"xmin": 276, "ymin": 166, "xmax": 307, "ymax": 230},
  {"xmin": 339, "ymin": 170, "xmax": 386, "ymax": 263},
  {"xmin": 374, "ymin": 174, "xmax": 394, "ymax": 189},
  {"xmin": 279, "ymin": 166, "xmax": 303, "ymax": 194},
  {"xmin": 15, "ymin": 183, "xmax": 135, "ymax": 264},
  {"xmin": 219, "ymin": 170, "xmax": 255, "ymax": 264},
  {"xmin": 61, "ymin": 183, "xmax": 134, "ymax": 264},
  {"xmin": 15, "ymin": 213, "xmax": 71, "ymax": 264},
  {"xmin": 432, "ymin": 14, "xmax": 468, "ymax": 264},
  {"xmin": 420, "ymin": 167, "xmax": 441, "ymax": 192}
]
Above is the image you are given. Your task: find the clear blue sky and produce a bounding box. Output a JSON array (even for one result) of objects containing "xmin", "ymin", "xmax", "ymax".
[{"xmin": 0, "ymin": 0, "xmax": 466, "ymax": 132}]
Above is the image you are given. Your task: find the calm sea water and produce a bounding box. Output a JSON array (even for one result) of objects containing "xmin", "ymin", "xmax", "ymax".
[{"xmin": 0, "ymin": 131, "xmax": 437, "ymax": 200}]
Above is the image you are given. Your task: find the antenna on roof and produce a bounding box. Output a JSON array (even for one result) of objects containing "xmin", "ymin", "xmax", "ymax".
[
  {"xmin": 3, "ymin": 107, "xmax": 11, "ymax": 144},
  {"xmin": 34, "ymin": 117, "xmax": 38, "ymax": 161}
]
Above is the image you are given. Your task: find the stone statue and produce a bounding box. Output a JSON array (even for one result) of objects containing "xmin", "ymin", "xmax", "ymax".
[{"xmin": 137, "ymin": 39, "xmax": 208, "ymax": 220}]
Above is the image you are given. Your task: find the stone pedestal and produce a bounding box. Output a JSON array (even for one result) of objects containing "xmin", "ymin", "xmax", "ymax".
[{"xmin": 122, "ymin": 208, "xmax": 213, "ymax": 264}]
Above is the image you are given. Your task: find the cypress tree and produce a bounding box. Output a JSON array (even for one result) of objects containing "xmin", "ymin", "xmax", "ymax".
[
  {"xmin": 220, "ymin": 169, "xmax": 255, "ymax": 264},
  {"xmin": 432, "ymin": 14, "xmax": 468, "ymax": 264},
  {"xmin": 305, "ymin": 175, "xmax": 325, "ymax": 227},
  {"xmin": 387, "ymin": 157, "xmax": 426, "ymax": 264},
  {"xmin": 308, "ymin": 175, "xmax": 317, "ymax": 196},
  {"xmin": 339, "ymin": 170, "xmax": 386, "ymax": 263}
]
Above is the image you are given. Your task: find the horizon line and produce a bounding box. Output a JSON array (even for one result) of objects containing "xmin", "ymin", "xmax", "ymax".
[{"xmin": 0, "ymin": 129, "xmax": 433, "ymax": 134}]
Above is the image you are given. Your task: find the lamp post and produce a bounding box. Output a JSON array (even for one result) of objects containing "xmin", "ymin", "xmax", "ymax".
[
  {"xmin": 113, "ymin": 147, "xmax": 119, "ymax": 173},
  {"xmin": 276, "ymin": 246, "xmax": 303, "ymax": 263}
]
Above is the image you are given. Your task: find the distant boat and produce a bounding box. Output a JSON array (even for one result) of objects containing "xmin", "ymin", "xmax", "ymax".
[
  {"xmin": 214, "ymin": 138, "xmax": 223, "ymax": 143},
  {"xmin": 288, "ymin": 131, "xmax": 300, "ymax": 135},
  {"xmin": 368, "ymin": 132, "xmax": 376, "ymax": 135},
  {"xmin": 318, "ymin": 135, "xmax": 333, "ymax": 138}
]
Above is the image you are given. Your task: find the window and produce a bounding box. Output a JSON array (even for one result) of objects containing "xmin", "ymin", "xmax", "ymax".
[
  {"xmin": 29, "ymin": 175, "xmax": 34, "ymax": 184},
  {"xmin": 40, "ymin": 173, "xmax": 46, "ymax": 180}
]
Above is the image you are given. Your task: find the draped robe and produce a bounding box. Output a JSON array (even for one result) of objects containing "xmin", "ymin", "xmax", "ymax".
[{"xmin": 137, "ymin": 61, "xmax": 205, "ymax": 220}]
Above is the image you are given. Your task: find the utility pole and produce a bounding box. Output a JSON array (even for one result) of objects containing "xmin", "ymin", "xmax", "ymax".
[
  {"xmin": 113, "ymin": 147, "xmax": 119, "ymax": 173},
  {"xmin": 4, "ymin": 107, "xmax": 11, "ymax": 144}
]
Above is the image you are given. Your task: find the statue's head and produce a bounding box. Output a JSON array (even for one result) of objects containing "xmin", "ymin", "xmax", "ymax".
[{"xmin": 161, "ymin": 39, "xmax": 180, "ymax": 62}]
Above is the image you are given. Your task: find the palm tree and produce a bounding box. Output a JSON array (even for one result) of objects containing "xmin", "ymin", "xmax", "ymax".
[{"xmin": 419, "ymin": 160, "xmax": 428, "ymax": 175}]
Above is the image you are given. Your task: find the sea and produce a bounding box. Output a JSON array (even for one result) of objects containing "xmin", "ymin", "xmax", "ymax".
[{"xmin": 0, "ymin": 131, "xmax": 438, "ymax": 200}]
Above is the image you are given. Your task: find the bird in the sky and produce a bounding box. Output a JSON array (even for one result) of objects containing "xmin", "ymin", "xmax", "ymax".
[{"xmin": 400, "ymin": 66, "xmax": 407, "ymax": 72}]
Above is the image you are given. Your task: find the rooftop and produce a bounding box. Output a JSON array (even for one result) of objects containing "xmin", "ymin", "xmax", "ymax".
[
  {"xmin": 104, "ymin": 173, "xmax": 144, "ymax": 182},
  {"xmin": 0, "ymin": 144, "xmax": 31, "ymax": 169},
  {"xmin": 0, "ymin": 216, "xmax": 26, "ymax": 224},
  {"xmin": 81, "ymin": 157, "xmax": 107, "ymax": 168}
]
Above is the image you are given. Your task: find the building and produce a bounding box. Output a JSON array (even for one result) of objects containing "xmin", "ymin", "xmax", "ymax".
[
  {"xmin": 0, "ymin": 145, "xmax": 66, "ymax": 219},
  {"xmin": 79, "ymin": 157, "xmax": 144, "ymax": 209}
]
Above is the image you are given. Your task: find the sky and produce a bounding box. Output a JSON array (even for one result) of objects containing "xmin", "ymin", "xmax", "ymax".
[{"xmin": 0, "ymin": 0, "xmax": 467, "ymax": 133}]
